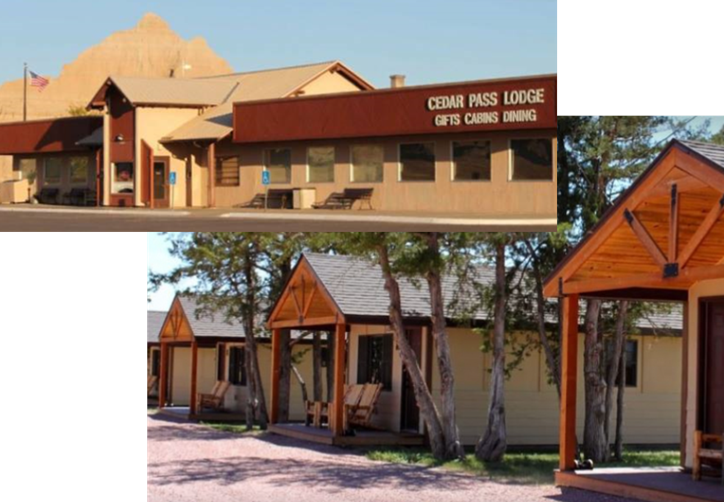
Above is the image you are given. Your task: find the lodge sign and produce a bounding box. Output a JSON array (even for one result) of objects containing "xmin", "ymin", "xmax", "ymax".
[{"xmin": 427, "ymin": 88, "xmax": 546, "ymax": 127}]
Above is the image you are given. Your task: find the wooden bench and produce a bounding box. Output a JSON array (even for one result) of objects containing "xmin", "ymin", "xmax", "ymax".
[
  {"xmin": 312, "ymin": 188, "xmax": 374, "ymax": 210},
  {"xmin": 197, "ymin": 380, "xmax": 231, "ymax": 411},
  {"xmin": 147, "ymin": 375, "xmax": 158, "ymax": 396},
  {"xmin": 36, "ymin": 187, "xmax": 60, "ymax": 205},
  {"xmin": 63, "ymin": 188, "xmax": 96, "ymax": 206},
  {"xmin": 693, "ymin": 431, "xmax": 723, "ymax": 483},
  {"xmin": 305, "ymin": 384, "xmax": 365, "ymax": 429},
  {"xmin": 237, "ymin": 189, "xmax": 293, "ymax": 209}
]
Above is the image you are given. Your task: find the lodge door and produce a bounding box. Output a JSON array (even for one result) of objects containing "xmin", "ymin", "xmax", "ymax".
[
  {"xmin": 153, "ymin": 158, "xmax": 170, "ymax": 208},
  {"xmin": 401, "ymin": 327, "xmax": 422, "ymax": 432},
  {"xmin": 701, "ymin": 298, "xmax": 724, "ymax": 434}
]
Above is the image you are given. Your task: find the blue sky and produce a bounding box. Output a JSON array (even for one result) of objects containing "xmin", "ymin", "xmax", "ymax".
[{"xmin": 1, "ymin": 0, "xmax": 556, "ymax": 87}]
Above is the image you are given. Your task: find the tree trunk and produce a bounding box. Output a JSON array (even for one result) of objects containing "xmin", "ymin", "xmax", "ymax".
[
  {"xmin": 377, "ymin": 242, "xmax": 448, "ymax": 461},
  {"xmin": 425, "ymin": 233, "xmax": 465, "ymax": 460},
  {"xmin": 525, "ymin": 239, "xmax": 561, "ymax": 399},
  {"xmin": 476, "ymin": 241, "xmax": 508, "ymax": 462},
  {"xmin": 243, "ymin": 251, "xmax": 268, "ymax": 429},
  {"xmin": 604, "ymin": 301, "xmax": 628, "ymax": 460},
  {"xmin": 244, "ymin": 344, "xmax": 255, "ymax": 430},
  {"xmin": 312, "ymin": 333, "xmax": 323, "ymax": 402},
  {"xmin": 290, "ymin": 363, "xmax": 308, "ymax": 410},
  {"xmin": 583, "ymin": 299, "xmax": 607, "ymax": 463},
  {"xmin": 278, "ymin": 329, "xmax": 292, "ymax": 422},
  {"xmin": 614, "ymin": 341, "xmax": 626, "ymax": 460}
]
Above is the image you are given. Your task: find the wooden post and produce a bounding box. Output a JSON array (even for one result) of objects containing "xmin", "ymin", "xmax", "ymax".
[
  {"xmin": 207, "ymin": 142, "xmax": 216, "ymax": 208},
  {"xmin": 270, "ymin": 328, "xmax": 281, "ymax": 424},
  {"xmin": 330, "ymin": 323, "xmax": 346, "ymax": 437},
  {"xmin": 159, "ymin": 342, "xmax": 168, "ymax": 409},
  {"xmin": 559, "ymin": 294, "xmax": 579, "ymax": 471},
  {"xmin": 190, "ymin": 341, "xmax": 198, "ymax": 416}
]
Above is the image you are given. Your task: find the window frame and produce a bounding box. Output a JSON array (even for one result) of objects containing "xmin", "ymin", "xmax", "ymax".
[
  {"xmin": 264, "ymin": 148, "xmax": 292, "ymax": 185},
  {"xmin": 43, "ymin": 157, "xmax": 63, "ymax": 186},
  {"xmin": 215, "ymin": 156, "xmax": 240, "ymax": 187},
  {"xmin": 227, "ymin": 344, "xmax": 247, "ymax": 387},
  {"xmin": 69, "ymin": 156, "xmax": 89, "ymax": 185},
  {"xmin": 508, "ymin": 138, "xmax": 554, "ymax": 182},
  {"xmin": 623, "ymin": 339, "xmax": 639, "ymax": 389},
  {"xmin": 350, "ymin": 144, "xmax": 384, "ymax": 183},
  {"xmin": 306, "ymin": 146, "xmax": 336, "ymax": 184},
  {"xmin": 398, "ymin": 142, "xmax": 436, "ymax": 182},
  {"xmin": 111, "ymin": 162, "xmax": 135, "ymax": 194},
  {"xmin": 450, "ymin": 139, "xmax": 493, "ymax": 182}
]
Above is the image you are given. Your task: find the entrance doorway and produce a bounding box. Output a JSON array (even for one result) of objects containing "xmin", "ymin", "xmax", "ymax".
[
  {"xmin": 700, "ymin": 298, "xmax": 724, "ymax": 434},
  {"xmin": 401, "ymin": 327, "xmax": 422, "ymax": 432},
  {"xmin": 153, "ymin": 158, "xmax": 170, "ymax": 208}
]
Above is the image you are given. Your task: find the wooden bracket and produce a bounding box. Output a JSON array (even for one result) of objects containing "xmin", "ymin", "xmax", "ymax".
[{"xmin": 624, "ymin": 208, "xmax": 667, "ymax": 267}]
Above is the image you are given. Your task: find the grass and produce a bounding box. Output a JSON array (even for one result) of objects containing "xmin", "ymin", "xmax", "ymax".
[
  {"xmin": 364, "ymin": 447, "xmax": 680, "ymax": 485},
  {"xmin": 147, "ymin": 407, "xmax": 158, "ymax": 415},
  {"xmin": 200, "ymin": 422, "xmax": 264, "ymax": 435}
]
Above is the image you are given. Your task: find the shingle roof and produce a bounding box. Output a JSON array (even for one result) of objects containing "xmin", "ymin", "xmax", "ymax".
[
  {"xmin": 161, "ymin": 61, "xmax": 342, "ymax": 142},
  {"xmin": 677, "ymin": 139, "xmax": 724, "ymax": 170},
  {"xmin": 301, "ymin": 252, "xmax": 683, "ymax": 333},
  {"xmin": 108, "ymin": 75, "xmax": 238, "ymax": 107},
  {"xmin": 177, "ymin": 296, "xmax": 246, "ymax": 338},
  {"xmin": 147, "ymin": 311, "xmax": 166, "ymax": 343}
]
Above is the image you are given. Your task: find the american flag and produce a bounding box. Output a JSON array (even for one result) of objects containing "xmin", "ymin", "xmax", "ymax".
[{"xmin": 29, "ymin": 71, "xmax": 49, "ymax": 92}]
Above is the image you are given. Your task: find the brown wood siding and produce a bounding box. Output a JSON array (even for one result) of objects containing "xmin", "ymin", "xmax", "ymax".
[
  {"xmin": 0, "ymin": 117, "xmax": 102, "ymax": 155},
  {"xmin": 109, "ymin": 87, "xmax": 135, "ymax": 163},
  {"xmin": 234, "ymin": 75, "xmax": 556, "ymax": 144}
]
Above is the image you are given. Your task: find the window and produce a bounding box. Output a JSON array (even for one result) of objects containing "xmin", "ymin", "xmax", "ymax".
[
  {"xmin": 112, "ymin": 162, "xmax": 134, "ymax": 194},
  {"xmin": 215, "ymin": 157, "xmax": 240, "ymax": 186},
  {"xmin": 453, "ymin": 140, "xmax": 491, "ymax": 181},
  {"xmin": 151, "ymin": 350, "xmax": 160, "ymax": 377},
  {"xmin": 44, "ymin": 158, "xmax": 62, "ymax": 185},
  {"xmin": 351, "ymin": 144, "xmax": 384, "ymax": 182},
  {"xmin": 70, "ymin": 157, "xmax": 89, "ymax": 184},
  {"xmin": 510, "ymin": 139, "xmax": 553, "ymax": 181},
  {"xmin": 357, "ymin": 334, "xmax": 393, "ymax": 391},
  {"xmin": 307, "ymin": 146, "xmax": 335, "ymax": 183},
  {"xmin": 399, "ymin": 142, "xmax": 435, "ymax": 181},
  {"xmin": 265, "ymin": 148, "xmax": 291, "ymax": 184},
  {"xmin": 228, "ymin": 346, "xmax": 247, "ymax": 386},
  {"xmin": 623, "ymin": 340, "xmax": 638, "ymax": 388},
  {"xmin": 16, "ymin": 158, "xmax": 37, "ymax": 183}
]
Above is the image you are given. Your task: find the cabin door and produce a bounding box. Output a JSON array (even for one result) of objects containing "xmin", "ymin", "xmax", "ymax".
[
  {"xmin": 153, "ymin": 158, "xmax": 170, "ymax": 208},
  {"xmin": 701, "ymin": 298, "xmax": 724, "ymax": 434},
  {"xmin": 401, "ymin": 327, "xmax": 422, "ymax": 432}
]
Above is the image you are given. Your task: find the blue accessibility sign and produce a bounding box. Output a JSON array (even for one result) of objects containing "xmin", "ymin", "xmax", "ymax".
[
  {"xmin": 262, "ymin": 170, "xmax": 271, "ymax": 186},
  {"xmin": 169, "ymin": 172, "xmax": 177, "ymax": 185}
]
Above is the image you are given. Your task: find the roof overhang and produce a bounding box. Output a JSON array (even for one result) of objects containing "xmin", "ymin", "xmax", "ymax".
[
  {"xmin": 233, "ymin": 74, "xmax": 556, "ymax": 144},
  {"xmin": 544, "ymin": 140, "xmax": 724, "ymax": 300},
  {"xmin": 0, "ymin": 116, "xmax": 103, "ymax": 155}
]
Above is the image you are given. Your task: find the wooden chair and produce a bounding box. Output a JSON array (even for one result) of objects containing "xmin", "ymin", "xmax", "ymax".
[
  {"xmin": 35, "ymin": 188, "xmax": 59, "ymax": 205},
  {"xmin": 305, "ymin": 384, "xmax": 365, "ymax": 428},
  {"xmin": 197, "ymin": 380, "xmax": 231, "ymax": 411},
  {"xmin": 346, "ymin": 383, "xmax": 383, "ymax": 429},
  {"xmin": 693, "ymin": 431, "xmax": 723, "ymax": 483},
  {"xmin": 147, "ymin": 375, "xmax": 158, "ymax": 396}
]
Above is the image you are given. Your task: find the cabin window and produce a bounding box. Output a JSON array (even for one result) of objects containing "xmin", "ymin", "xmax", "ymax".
[
  {"xmin": 228, "ymin": 346, "xmax": 247, "ymax": 386},
  {"xmin": 307, "ymin": 146, "xmax": 335, "ymax": 183},
  {"xmin": 112, "ymin": 162, "xmax": 134, "ymax": 194},
  {"xmin": 453, "ymin": 140, "xmax": 492, "ymax": 181},
  {"xmin": 510, "ymin": 139, "xmax": 553, "ymax": 181},
  {"xmin": 351, "ymin": 144, "xmax": 384, "ymax": 182},
  {"xmin": 623, "ymin": 340, "xmax": 638, "ymax": 388},
  {"xmin": 215, "ymin": 157, "xmax": 240, "ymax": 187},
  {"xmin": 216, "ymin": 344, "xmax": 225, "ymax": 381},
  {"xmin": 151, "ymin": 350, "xmax": 161, "ymax": 377},
  {"xmin": 265, "ymin": 148, "xmax": 292, "ymax": 184},
  {"xmin": 399, "ymin": 142, "xmax": 436, "ymax": 181},
  {"xmin": 357, "ymin": 334, "xmax": 393, "ymax": 391},
  {"xmin": 44, "ymin": 158, "xmax": 63, "ymax": 185},
  {"xmin": 16, "ymin": 158, "xmax": 37, "ymax": 182},
  {"xmin": 70, "ymin": 157, "xmax": 89, "ymax": 184}
]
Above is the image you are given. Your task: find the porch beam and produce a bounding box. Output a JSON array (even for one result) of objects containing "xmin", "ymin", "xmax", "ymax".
[
  {"xmin": 190, "ymin": 341, "xmax": 198, "ymax": 416},
  {"xmin": 623, "ymin": 209, "xmax": 667, "ymax": 268},
  {"xmin": 302, "ymin": 285, "xmax": 318, "ymax": 318},
  {"xmin": 559, "ymin": 294, "xmax": 579, "ymax": 471},
  {"xmin": 207, "ymin": 142, "xmax": 216, "ymax": 208},
  {"xmin": 677, "ymin": 193, "xmax": 724, "ymax": 269},
  {"xmin": 669, "ymin": 183, "xmax": 679, "ymax": 263},
  {"xmin": 159, "ymin": 342, "xmax": 168, "ymax": 409},
  {"xmin": 562, "ymin": 264, "xmax": 724, "ymax": 295},
  {"xmin": 330, "ymin": 323, "xmax": 346, "ymax": 437},
  {"xmin": 270, "ymin": 328, "xmax": 281, "ymax": 424},
  {"xmin": 648, "ymin": 175, "xmax": 707, "ymax": 199},
  {"xmin": 269, "ymin": 315, "xmax": 343, "ymax": 329}
]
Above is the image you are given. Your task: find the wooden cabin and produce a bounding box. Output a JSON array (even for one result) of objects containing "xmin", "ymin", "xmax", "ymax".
[{"xmin": 544, "ymin": 139, "xmax": 724, "ymax": 502}]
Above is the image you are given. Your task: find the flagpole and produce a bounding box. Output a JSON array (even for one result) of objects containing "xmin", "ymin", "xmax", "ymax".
[{"xmin": 23, "ymin": 62, "xmax": 27, "ymax": 122}]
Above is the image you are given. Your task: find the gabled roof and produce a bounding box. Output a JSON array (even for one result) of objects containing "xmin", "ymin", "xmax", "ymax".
[
  {"xmin": 177, "ymin": 296, "xmax": 246, "ymax": 339},
  {"xmin": 160, "ymin": 61, "xmax": 373, "ymax": 143},
  {"xmin": 147, "ymin": 311, "xmax": 166, "ymax": 343},
  {"xmin": 543, "ymin": 139, "xmax": 724, "ymax": 300}
]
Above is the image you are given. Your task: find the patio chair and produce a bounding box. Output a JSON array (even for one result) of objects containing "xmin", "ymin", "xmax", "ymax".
[
  {"xmin": 147, "ymin": 375, "xmax": 158, "ymax": 396},
  {"xmin": 197, "ymin": 380, "xmax": 231, "ymax": 411},
  {"xmin": 346, "ymin": 383, "xmax": 383, "ymax": 429},
  {"xmin": 62, "ymin": 188, "xmax": 87, "ymax": 206},
  {"xmin": 305, "ymin": 384, "xmax": 365, "ymax": 428},
  {"xmin": 35, "ymin": 187, "xmax": 60, "ymax": 205},
  {"xmin": 692, "ymin": 431, "xmax": 723, "ymax": 483}
]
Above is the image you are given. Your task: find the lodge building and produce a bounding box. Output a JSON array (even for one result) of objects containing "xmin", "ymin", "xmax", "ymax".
[{"xmin": 0, "ymin": 61, "xmax": 556, "ymax": 222}]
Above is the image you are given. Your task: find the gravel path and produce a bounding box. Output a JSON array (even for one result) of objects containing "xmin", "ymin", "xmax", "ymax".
[{"xmin": 147, "ymin": 414, "xmax": 639, "ymax": 502}]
